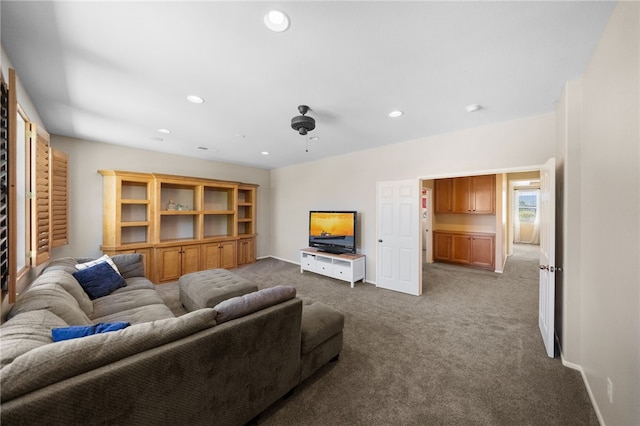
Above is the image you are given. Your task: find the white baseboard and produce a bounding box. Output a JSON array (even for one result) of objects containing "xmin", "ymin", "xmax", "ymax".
[{"xmin": 561, "ymin": 352, "xmax": 605, "ymax": 426}]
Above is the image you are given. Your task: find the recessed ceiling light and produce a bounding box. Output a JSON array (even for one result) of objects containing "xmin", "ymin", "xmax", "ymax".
[
  {"xmin": 157, "ymin": 128, "xmax": 171, "ymax": 134},
  {"xmin": 264, "ymin": 10, "xmax": 290, "ymax": 32},
  {"xmin": 309, "ymin": 136, "xmax": 319, "ymax": 141},
  {"xmin": 197, "ymin": 146, "xmax": 208, "ymax": 150},
  {"xmin": 261, "ymin": 151, "xmax": 270, "ymax": 156},
  {"xmin": 465, "ymin": 104, "xmax": 482, "ymax": 113},
  {"xmin": 151, "ymin": 137, "xmax": 163, "ymax": 142},
  {"xmin": 234, "ymin": 134, "xmax": 245, "ymax": 139},
  {"xmin": 187, "ymin": 95, "xmax": 205, "ymax": 104},
  {"xmin": 388, "ymin": 110, "xmax": 403, "ymax": 118}
]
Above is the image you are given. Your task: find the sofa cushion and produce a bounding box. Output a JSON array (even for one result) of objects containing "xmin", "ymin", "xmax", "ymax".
[
  {"xmin": 75, "ymin": 254, "xmax": 120, "ymax": 274},
  {"xmin": 111, "ymin": 253, "xmax": 145, "ymax": 278},
  {"xmin": 0, "ymin": 309, "xmax": 216, "ymax": 402},
  {"xmin": 90, "ymin": 289, "xmax": 167, "ymax": 319},
  {"xmin": 29, "ymin": 270, "xmax": 94, "ymax": 316},
  {"xmin": 7, "ymin": 284, "xmax": 92, "ymax": 326},
  {"xmin": 52, "ymin": 322, "xmax": 130, "ymax": 342},
  {"xmin": 73, "ymin": 261, "xmax": 126, "ymax": 300},
  {"xmin": 111, "ymin": 277, "xmax": 155, "ymax": 294},
  {"xmin": 0, "ymin": 310, "xmax": 68, "ymax": 368},
  {"xmin": 90, "ymin": 304, "xmax": 175, "ymax": 325},
  {"xmin": 213, "ymin": 285, "xmax": 296, "ymax": 324}
]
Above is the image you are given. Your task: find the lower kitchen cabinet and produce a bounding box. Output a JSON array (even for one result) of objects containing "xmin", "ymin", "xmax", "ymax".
[{"xmin": 433, "ymin": 231, "xmax": 495, "ymax": 270}]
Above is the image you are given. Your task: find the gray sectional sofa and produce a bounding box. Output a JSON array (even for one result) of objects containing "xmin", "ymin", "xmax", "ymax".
[{"xmin": 0, "ymin": 254, "xmax": 344, "ymax": 425}]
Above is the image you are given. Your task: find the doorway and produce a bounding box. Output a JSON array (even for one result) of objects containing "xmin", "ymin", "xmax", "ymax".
[{"xmin": 420, "ymin": 169, "xmax": 542, "ymax": 273}]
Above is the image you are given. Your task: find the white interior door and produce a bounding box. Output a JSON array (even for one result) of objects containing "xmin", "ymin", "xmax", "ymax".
[
  {"xmin": 539, "ymin": 158, "xmax": 556, "ymax": 358},
  {"xmin": 376, "ymin": 180, "xmax": 421, "ymax": 296}
]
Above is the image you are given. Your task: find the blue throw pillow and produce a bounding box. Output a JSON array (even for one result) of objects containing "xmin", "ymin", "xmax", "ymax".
[
  {"xmin": 73, "ymin": 261, "xmax": 126, "ymax": 300},
  {"xmin": 52, "ymin": 322, "xmax": 130, "ymax": 342}
]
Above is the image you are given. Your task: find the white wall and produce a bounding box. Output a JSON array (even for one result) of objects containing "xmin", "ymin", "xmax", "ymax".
[
  {"xmin": 559, "ymin": 2, "xmax": 640, "ymax": 425},
  {"xmin": 271, "ymin": 113, "xmax": 555, "ymax": 280},
  {"xmin": 50, "ymin": 136, "xmax": 271, "ymax": 260}
]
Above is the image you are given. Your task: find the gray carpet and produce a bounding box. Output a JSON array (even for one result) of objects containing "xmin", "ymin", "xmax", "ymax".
[{"xmin": 156, "ymin": 244, "xmax": 598, "ymax": 425}]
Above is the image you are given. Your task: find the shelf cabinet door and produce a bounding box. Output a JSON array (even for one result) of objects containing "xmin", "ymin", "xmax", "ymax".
[
  {"xmin": 433, "ymin": 232, "xmax": 452, "ymax": 261},
  {"xmin": 157, "ymin": 245, "xmax": 201, "ymax": 282},
  {"xmin": 471, "ymin": 175, "xmax": 495, "ymax": 214},
  {"xmin": 182, "ymin": 245, "xmax": 201, "ymax": 275},
  {"xmin": 202, "ymin": 241, "xmax": 237, "ymax": 270},
  {"xmin": 157, "ymin": 246, "xmax": 182, "ymax": 282},
  {"xmin": 237, "ymin": 237, "xmax": 255, "ymax": 266},
  {"xmin": 202, "ymin": 243, "xmax": 221, "ymax": 270},
  {"xmin": 434, "ymin": 179, "xmax": 453, "ymax": 213},
  {"xmin": 452, "ymin": 177, "xmax": 472, "ymax": 213},
  {"xmin": 470, "ymin": 235, "xmax": 494, "ymax": 269},
  {"xmin": 451, "ymin": 234, "xmax": 472, "ymax": 264},
  {"xmin": 220, "ymin": 241, "xmax": 237, "ymax": 269}
]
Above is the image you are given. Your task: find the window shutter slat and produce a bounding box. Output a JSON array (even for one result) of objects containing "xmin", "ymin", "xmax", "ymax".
[{"xmin": 50, "ymin": 148, "xmax": 68, "ymax": 247}]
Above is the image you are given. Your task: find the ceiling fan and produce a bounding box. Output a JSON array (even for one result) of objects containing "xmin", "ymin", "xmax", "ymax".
[{"xmin": 291, "ymin": 105, "xmax": 316, "ymax": 136}]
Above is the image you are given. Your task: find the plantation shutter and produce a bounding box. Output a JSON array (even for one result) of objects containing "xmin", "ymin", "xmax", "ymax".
[
  {"xmin": 29, "ymin": 123, "xmax": 50, "ymax": 266},
  {"xmin": 1, "ymin": 77, "xmax": 9, "ymax": 295},
  {"xmin": 50, "ymin": 148, "xmax": 68, "ymax": 247}
]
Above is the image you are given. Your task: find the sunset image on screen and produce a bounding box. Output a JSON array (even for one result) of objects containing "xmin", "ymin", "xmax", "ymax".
[{"xmin": 310, "ymin": 212, "xmax": 354, "ymax": 237}]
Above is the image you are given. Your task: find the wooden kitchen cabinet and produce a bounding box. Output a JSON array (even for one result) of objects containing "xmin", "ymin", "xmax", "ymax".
[
  {"xmin": 435, "ymin": 174, "xmax": 495, "ymax": 215},
  {"xmin": 434, "ymin": 178, "xmax": 453, "ymax": 213},
  {"xmin": 469, "ymin": 234, "xmax": 495, "ymax": 269},
  {"xmin": 433, "ymin": 232, "xmax": 453, "ymax": 261},
  {"xmin": 433, "ymin": 231, "xmax": 495, "ymax": 270}
]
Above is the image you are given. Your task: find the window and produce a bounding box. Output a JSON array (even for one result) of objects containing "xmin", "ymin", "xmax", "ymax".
[
  {"xmin": 2, "ymin": 68, "xmax": 67, "ymax": 304},
  {"xmin": 517, "ymin": 190, "xmax": 538, "ymax": 223}
]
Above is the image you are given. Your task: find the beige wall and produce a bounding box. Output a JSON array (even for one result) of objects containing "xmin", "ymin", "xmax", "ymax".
[
  {"xmin": 1, "ymin": 49, "xmax": 44, "ymax": 128},
  {"xmin": 271, "ymin": 113, "xmax": 555, "ymax": 280},
  {"xmin": 558, "ymin": 2, "xmax": 640, "ymax": 425},
  {"xmin": 50, "ymin": 136, "xmax": 271, "ymax": 260}
]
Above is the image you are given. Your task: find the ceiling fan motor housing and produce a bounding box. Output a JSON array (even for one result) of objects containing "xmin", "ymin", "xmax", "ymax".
[{"xmin": 291, "ymin": 105, "xmax": 316, "ymax": 135}]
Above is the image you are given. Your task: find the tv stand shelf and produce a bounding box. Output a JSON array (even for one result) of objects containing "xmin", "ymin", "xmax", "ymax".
[{"xmin": 300, "ymin": 248, "xmax": 365, "ymax": 288}]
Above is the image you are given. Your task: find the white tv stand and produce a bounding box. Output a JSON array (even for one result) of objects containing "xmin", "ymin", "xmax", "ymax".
[{"xmin": 300, "ymin": 248, "xmax": 366, "ymax": 288}]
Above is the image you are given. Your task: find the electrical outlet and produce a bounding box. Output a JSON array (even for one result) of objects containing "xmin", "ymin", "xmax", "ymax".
[{"xmin": 607, "ymin": 377, "xmax": 613, "ymax": 404}]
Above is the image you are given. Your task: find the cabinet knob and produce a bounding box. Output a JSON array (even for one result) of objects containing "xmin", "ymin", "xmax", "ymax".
[{"xmin": 378, "ymin": 239, "xmax": 383, "ymax": 243}]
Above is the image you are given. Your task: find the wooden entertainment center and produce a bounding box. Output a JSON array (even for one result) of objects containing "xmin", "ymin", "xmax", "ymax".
[
  {"xmin": 99, "ymin": 170, "xmax": 257, "ymax": 283},
  {"xmin": 300, "ymin": 248, "xmax": 365, "ymax": 288}
]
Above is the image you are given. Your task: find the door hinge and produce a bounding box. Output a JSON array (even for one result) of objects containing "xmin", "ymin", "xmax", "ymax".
[{"xmin": 27, "ymin": 250, "xmax": 36, "ymax": 259}]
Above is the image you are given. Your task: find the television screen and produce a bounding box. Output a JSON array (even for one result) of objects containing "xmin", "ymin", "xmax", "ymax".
[{"xmin": 309, "ymin": 211, "xmax": 356, "ymax": 254}]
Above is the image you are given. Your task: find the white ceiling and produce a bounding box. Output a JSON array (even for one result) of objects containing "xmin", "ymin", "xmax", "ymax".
[{"xmin": 1, "ymin": 1, "xmax": 615, "ymax": 169}]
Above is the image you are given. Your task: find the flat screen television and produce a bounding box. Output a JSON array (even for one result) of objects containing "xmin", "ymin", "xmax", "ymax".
[{"xmin": 308, "ymin": 211, "xmax": 357, "ymax": 254}]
